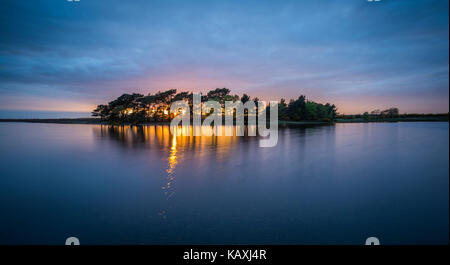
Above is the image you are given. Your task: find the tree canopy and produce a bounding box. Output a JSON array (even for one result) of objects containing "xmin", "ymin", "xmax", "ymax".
[{"xmin": 92, "ymin": 88, "xmax": 338, "ymax": 124}]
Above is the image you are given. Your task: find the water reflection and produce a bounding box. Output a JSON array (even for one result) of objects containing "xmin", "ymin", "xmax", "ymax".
[
  {"xmin": 0, "ymin": 122, "xmax": 447, "ymax": 244},
  {"xmin": 93, "ymin": 124, "xmax": 250, "ymax": 159},
  {"xmin": 93, "ymin": 124, "xmax": 252, "ymax": 219},
  {"xmin": 159, "ymin": 135, "xmax": 178, "ymax": 219}
]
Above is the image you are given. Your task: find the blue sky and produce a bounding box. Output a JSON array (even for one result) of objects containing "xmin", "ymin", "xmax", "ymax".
[{"xmin": 0, "ymin": 0, "xmax": 448, "ymax": 115}]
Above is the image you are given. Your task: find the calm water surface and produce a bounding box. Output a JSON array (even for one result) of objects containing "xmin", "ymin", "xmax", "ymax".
[{"xmin": 0, "ymin": 122, "xmax": 448, "ymax": 244}]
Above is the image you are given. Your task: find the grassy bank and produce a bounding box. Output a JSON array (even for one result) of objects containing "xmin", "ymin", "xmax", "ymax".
[
  {"xmin": 1, "ymin": 115, "xmax": 448, "ymax": 125},
  {"xmin": 0, "ymin": 118, "xmax": 328, "ymax": 126}
]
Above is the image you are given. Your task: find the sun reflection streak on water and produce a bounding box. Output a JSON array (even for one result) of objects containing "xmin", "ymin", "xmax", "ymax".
[
  {"xmin": 165, "ymin": 135, "xmax": 177, "ymax": 197},
  {"xmin": 159, "ymin": 135, "xmax": 178, "ymax": 219},
  {"xmin": 94, "ymin": 124, "xmax": 251, "ymax": 219}
]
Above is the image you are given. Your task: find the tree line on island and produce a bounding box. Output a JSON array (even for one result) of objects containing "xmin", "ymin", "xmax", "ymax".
[
  {"xmin": 92, "ymin": 88, "xmax": 337, "ymax": 124},
  {"xmin": 337, "ymin": 108, "xmax": 449, "ymax": 122}
]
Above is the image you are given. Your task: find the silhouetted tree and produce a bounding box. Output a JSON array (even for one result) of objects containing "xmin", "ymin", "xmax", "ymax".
[
  {"xmin": 92, "ymin": 89, "xmax": 337, "ymax": 124},
  {"xmin": 241, "ymin": 94, "xmax": 251, "ymax": 104}
]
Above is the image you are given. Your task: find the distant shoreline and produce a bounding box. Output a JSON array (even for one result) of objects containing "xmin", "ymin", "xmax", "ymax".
[
  {"xmin": 0, "ymin": 116, "xmax": 448, "ymax": 125},
  {"xmin": 335, "ymin": 115, "xmax": 448, "ymax": 123},
  {"xmin": 0, "ymin": 118, "xmax": 105, "ymax": 124}
]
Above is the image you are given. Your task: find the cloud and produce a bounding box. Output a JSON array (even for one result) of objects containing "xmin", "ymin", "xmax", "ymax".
[{"xmin": 0, "ymin": 0, "xmax": 448, "ymax": 114}]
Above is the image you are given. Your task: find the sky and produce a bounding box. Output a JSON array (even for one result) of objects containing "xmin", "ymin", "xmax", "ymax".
[{"xmin": 0, "ymin": 0, "xmax": 448, "ymax": 117}]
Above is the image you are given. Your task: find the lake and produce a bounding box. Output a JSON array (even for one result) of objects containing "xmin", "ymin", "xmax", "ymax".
[{"xmin": 0, "ymin": 122, "xmax": 448, "ymax": 244}]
